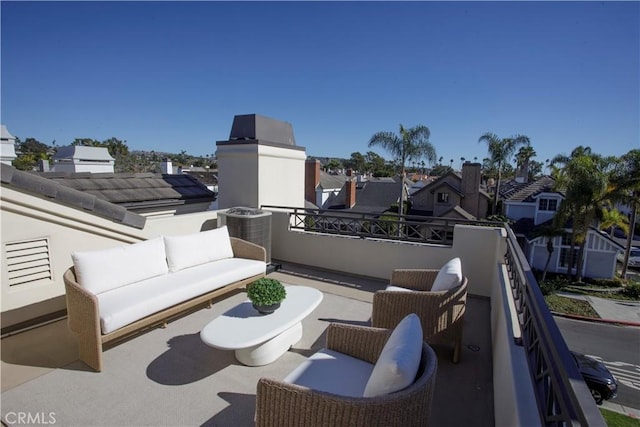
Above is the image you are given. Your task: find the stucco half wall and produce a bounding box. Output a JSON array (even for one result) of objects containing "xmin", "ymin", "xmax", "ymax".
[{"xmin": 269, "ymin": 210, "xmax": 506, "ymax": 298}]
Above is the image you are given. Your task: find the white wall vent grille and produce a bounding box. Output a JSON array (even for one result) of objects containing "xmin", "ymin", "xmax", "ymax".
[{"xmin": 5, "ymin": 238, "xmax": 53, "ymax": 287}]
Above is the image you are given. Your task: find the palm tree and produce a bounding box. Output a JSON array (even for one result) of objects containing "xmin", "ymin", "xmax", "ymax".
[
  {"xmin": 516, "ymin": 144, "xmax": 536, "ymax": 166},
  {"xmin": 368, "ymin": 124, "xmax": 436, "ymax": 215},
  {"xmin": 551, "ymin": 148, "xmax": 612, "ymax": 281},
  {"xmin": 550, "ymin": 145, "xmax": 592, "ymax": 166},
  {"xmin": 600, "ymin": 208, "xmax": 629, "ymax": 238},
  {"xmin": 478, "ymin": 132, "xmax": 531, "ymax": 214}
]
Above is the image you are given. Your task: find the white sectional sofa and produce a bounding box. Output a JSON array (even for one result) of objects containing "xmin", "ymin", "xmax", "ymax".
[{"xmin": 63, "ymin": 226, "xmax": 266, "ymax": 371}]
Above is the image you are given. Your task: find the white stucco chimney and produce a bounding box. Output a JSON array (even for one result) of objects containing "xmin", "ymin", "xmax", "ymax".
[
  {"xmin": 161, "ymin": 158, "xmax": 173, "ymax": 174},
  {"xmin": 216, "ymin": 114, "xmax": 306, "ymax": 209}
]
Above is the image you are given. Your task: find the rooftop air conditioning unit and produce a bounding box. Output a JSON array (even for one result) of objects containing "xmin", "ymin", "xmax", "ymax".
[{"xmin": 219, "ymin": 207, "xmax": 273, "ymax": 265}]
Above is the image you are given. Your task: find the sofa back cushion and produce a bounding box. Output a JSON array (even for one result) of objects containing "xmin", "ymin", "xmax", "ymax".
[
  {"xmin": 431, "ymin": 257, "xmax": 463, "ymax": 292},
  {"xmin": 363, "ymin": 313, "xmax": 423, "ymax": 397},
  {"xmin": 72, "ymin": 237, "xmax": 168, "ymax": 295},
  {"xmin": 164, "ymin": 226, "xmax": 234, "ymax": 273}
]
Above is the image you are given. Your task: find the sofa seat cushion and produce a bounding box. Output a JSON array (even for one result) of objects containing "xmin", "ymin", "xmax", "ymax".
[
  {"xmin": 72, "ymin": 237, "xmax": 168, "ymax": 295},
  {"xmin": 97, "ymin": 258, "xmax": 266, "ymax": 334},
  {"xmin": 283, "ymin": 348, "xmax": 374, "ymax": 397}
]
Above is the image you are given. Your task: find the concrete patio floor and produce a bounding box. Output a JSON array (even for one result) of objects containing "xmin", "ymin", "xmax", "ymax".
[{"xmin": 1, "ymin": 262, "xmax": 494, "ymax": 426}]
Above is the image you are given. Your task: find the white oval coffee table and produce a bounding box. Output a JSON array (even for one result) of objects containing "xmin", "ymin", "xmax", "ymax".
[{"xmin": 200, "ymin": 286, "xmax": 323, "ymax": 366}]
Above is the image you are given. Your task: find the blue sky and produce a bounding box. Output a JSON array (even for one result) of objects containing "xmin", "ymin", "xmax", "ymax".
[{"xmin": 1, "ymin": 1, "xmax": 638, "ymax": 169}]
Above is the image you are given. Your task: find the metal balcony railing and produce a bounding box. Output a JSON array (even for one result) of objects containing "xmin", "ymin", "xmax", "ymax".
[
  {"xmin": 264, "ymin": 206, "xmax": 499, "ymax": 245},
  {"xmin": 504, "ymin": 226, "xmax": 605, "ymax": 426}
]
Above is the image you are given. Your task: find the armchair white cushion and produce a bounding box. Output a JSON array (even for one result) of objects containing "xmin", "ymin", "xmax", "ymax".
[
  {"xmin": 363, "ymin": 313, "xmax": 423, "ymax": 397},
  {"xmin": 431, "ymin": 257, "xmax": 463, "ymax": 291},
  {"xmin": 385, "ymin": 285, "xmax": 413, "ymax": 292},
  {"xmin": 283, "ymin": 349, "xmax": 374, "ymax": 397},
  {"xmin": 164, "ymin": 226, "xmax": 234, "ymax": 272}
]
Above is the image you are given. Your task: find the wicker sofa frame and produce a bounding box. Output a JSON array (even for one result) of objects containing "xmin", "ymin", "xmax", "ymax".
[
  {"xmin": 371, "ymin": 269, "xmax": 468, "ymax": 363},
  {"xmin": 64, "ymin": 237, "xmax": 266, "ymax": 372},
  {"xmin": 256, "ymin": 323, "xmax": 438, "ymax": 427}
]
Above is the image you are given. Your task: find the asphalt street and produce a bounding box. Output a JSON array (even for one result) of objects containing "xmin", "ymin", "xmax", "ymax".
[{"xmin": 555, "ymin": 316, "xmax": 640, "ymax": 410}]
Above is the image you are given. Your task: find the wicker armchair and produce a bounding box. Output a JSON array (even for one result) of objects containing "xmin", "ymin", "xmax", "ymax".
[
  {"xmin": 371, "ymin": 269, "xmax": 468, "ymax": 363},
  {"xmin": 255, "ymin": 323, "xmax": 438, "ymax": 427}
]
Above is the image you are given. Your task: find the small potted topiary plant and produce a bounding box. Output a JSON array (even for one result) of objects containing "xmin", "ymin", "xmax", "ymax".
[{"xmin": 247, "ymin": 278, "xmax": 287, "ymax": 315}]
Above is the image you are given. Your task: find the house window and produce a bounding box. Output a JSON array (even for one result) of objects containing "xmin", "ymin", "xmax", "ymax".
[
  {"xmin": 538, "ymin": 198, "xmax": 557, "ymax": 211},
  {"xmin": 437, "ymin": 192, "xmax": 449, "ymax": 203},
  {"xmin": 559, "ymin": 248, "xmax": 578, "ymax": 269}
]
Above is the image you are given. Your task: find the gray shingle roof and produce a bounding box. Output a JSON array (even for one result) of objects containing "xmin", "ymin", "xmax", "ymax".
[
  {"xmin": 39, "ymin": 171, "xmax": 216, "ymax": 209},
  {"xmin": 319, "ymin": 172, "xmax": 347, "ymax": 190},
  {"xmin": 1, "ymin": 165, "xmax": 146, "ymax": 229},
  {"xmin": 442, "ymin": 205, "xmax": 477, "ymax": 220},
  {"xmin": 502, "ymin": 176, "xmax": 562, "ymax": 202},
  {"xmin": 328, "ymin": 178, "xmax": 403, "ymax": 213},
  {"xmin": 413, "ymin": 172, "xmax": 491, "ymax": 200}
]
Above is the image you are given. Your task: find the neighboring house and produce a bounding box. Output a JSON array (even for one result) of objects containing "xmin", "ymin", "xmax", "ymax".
[
  {"xmin": 327, "ymin": 176, "xmax": 405, "ymax": 214},
  {"xmin": 502, "ymin": 176, "xmax": 563, "ymax": 226},
  {"xmin": 407, "ymin": 174, "xmax": 436, "ymax": 195},
  {"xmin": 303, "ymin": 173, "xmax": 405, "ymax": 236},
  {"xmin": 1, "ymin": 125, "xmax": 17, "ymax": 165},
  {"xmin": 409, "ymin": 162, "xmax": 490, "ymax": 220},
  {"xmin": 503, "ymin": 176, "xmax": 623, "ymax": 279},
  {"xmin": 304, "ymin": 159, "xmax": 348, "ymax": 209}
]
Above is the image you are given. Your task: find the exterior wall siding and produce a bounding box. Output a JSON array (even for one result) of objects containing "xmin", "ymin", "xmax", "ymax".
[{"xmin": 504, "ymin": 203, "xmax": 536, "ymax": 221}]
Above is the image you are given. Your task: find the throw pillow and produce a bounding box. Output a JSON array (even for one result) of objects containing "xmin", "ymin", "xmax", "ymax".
[
  {"xmin": 164, "ymin": 226, "xmax": 234, "ymax": 272},
  {"xmin": 363, "ymin": 313, "xmax": 423, "ymax": 397},
  {"xmin": 431, "ymin": 257, "xmax": 462, "ymax": 292},
  {"xmin": 72, "ymin": 237, "xmax": 168, "ymax": 294}
]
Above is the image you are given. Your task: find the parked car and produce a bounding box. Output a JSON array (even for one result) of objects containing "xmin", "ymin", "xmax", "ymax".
[
  {"xmin": 617, "ymin": 247, "xmax": 640, "ymax": 268},
  {"xmin": 571, "ymin": 351, "xmax": 618, "ymax": 405}
]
